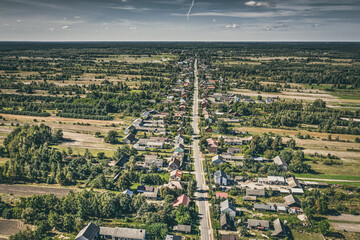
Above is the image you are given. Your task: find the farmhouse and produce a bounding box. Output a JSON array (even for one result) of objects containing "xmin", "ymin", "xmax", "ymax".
[
  {"xmin": 212, "ymin": 155, "xmax": 224, "ymax": 165},
  {"xmin": 220, "ymin": 200, "xmax": 236, "ymax": 218},
  {"xmin": 75, "ymin": 222, "xmax": 99, "ymax": 240},
  {"xmin": 273, "ymin": 156, "xmax": 288, "ymax": 171},
  {"xmin": 170, "ymin": 169, "xmax": 183, "ymax": 181},
  {"xmin": 99, "ymin": 226, "xmax": 146, "ymax": 240},
  {"xmin": 271, "ymin": 218, "xmax": 287, "ymax": 237},
  {"xmin": 206, "ymin": 138, "xmax": 218, "ymax": 154},
  {"xmin": 173, "ymin": 194, "xmax": 190, "ymax": 207},
  {"xmin": 247, "ymin": 219, "xmax": 270, "ymax": 230}
]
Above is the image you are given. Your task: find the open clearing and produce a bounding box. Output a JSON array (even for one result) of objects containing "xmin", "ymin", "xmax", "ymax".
[
  {"xmin": 0, "ymin": 219, "xmax": 31, "ymax": 238},
  {"xmin": 328, "ymin": 214, "xmax": 360, "ymax": 223},
  {"xmin": 0, "ymin": 184, "xmax": 77, "ymax": 197},
  {"xmin": 331, "ymin": 222, "xmax": 360, "ymax": 233}
]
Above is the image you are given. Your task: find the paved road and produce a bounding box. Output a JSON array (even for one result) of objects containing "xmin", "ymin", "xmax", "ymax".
[{"xmin": 192, "ymin": 58, "xmax": 213, "ymax": 240}]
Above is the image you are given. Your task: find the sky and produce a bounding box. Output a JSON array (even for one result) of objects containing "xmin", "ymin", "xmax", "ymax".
[{"xmin": 0, "ymin": 0, "xmax": 359, "ymax": 41}]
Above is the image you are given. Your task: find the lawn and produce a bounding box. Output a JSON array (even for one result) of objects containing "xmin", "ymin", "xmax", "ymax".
[{"xmin": 292, "ymin": 231, "xmax": 323, "ymax": 240}]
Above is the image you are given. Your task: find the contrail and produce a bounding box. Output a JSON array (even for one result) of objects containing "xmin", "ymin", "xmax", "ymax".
[{"xmin": 187, "ymin": 0, "xmax": 195, "ymax": 21}]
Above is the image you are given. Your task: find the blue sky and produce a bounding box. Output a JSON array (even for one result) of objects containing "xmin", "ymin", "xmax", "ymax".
[{"xmin": 0, "ymin": 0, "xmax": 359, "ymax": 41}]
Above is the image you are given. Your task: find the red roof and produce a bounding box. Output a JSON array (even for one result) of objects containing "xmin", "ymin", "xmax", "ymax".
[
  {"xmin": 173, "ymin": 194, "xmax": 190, "ymax": 207},
  {"xmin": 216, "ymin": 192, "xmax": 228, "ymax": 199}
]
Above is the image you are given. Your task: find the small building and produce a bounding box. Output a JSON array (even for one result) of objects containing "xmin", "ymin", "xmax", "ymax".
[
  {"xmin": 175, "ymin": 134, "xmax": 185, "ymax": 145},
  {"xmin": 227, "ymin": 148, "xmax": 242, "ymax": 154},
  {"xmin": 205, "ymin": 126, "xmax": 213, "ymax": 133},
  {"xmin": 169, "ymin": 158, "xmax": 181, "ymax": 170},
  {"xmin": 246, "ymin": 189, "xmax": 266, "ymax": 197},
  {"xmin": 173, "ymin": 194, "xmax": 190, "ymax": 208},
  {"xmin": 99, "ymin": 226, "xmax": 146, "ymax": 240},
  {"xmin": 170, "ymin": 169, "xmax": 183, "ymax": 181},
  {"xmin": 220, "ymin": 214, "xmax": 232, "ymax": 230},
  {"xmin": 254, "ymin": 204, "xmax": 276, "ymax": 212},
  {"xmin": 284, "ymin": 194, "xmax": 301, "ymax": 208},
  {"xmin": 247, "ymin": 219, "xmax": 270, "ymax": 230},
  {"xmin": 216, "ymin": 192, "xmax": 229, "ymax": 199},
  {"xmin": 144, "ymin": 158, "xmax": 164, "ymax": 170},
  {"xmin": 165, "ymin": 235, "xmax": 182, "ymax": 240},
  {"xmin": 75, "ymin": 222, "xmax": 100, "ymax": 240},
  {"xmin": 273, "ymin": 156, "xmax": 288, "ymax": 171},
  {"xmin": 173, "ymin": 225, "xmax": 191, "ymax": 234},
  {"xmin": 124, "ymin": 125, "xmax": 136, "ymax": 134},
  {"xmin": 222, "ymin": 235, "xmax": 238, "ymax": 240},
  {"xmin": 220, "ymin": 200, "xmax": 236, "ymax": 218},
  {"xmin": 291, "ymin": 188, "xmax": 304, "ymax": 195},
  {"xmin": 133, "ymin": 118, "xmax": 144, "ymax": 127},
  {"xmin": 267, "ymin": 176, "xmax": 286, "ymax": 185},
  {"xmin": 206, "ymin": 138, "xmax": 218, "ymax": 154},
  {"xmin": 123, "ymin": 133, "xmax": 137, "ymax": 144},
  {"xmin": 271, "ymin": 218, "xmax": 286, "ymax": 237},
  {"xmin": 141, "ymin": 111, "xmax": 150, "ymax": 120},
  {"xmin": 163, "ymin": 181, "xmax": 184, "ymax": 190},
  {"xmin": 212, "ymin": 155, "xmax": 224, "ymax": 165},
  {"xmin": 142, "ymin": 188, "xmax": 159, "ymax": 200},
  {"xmin": 243, "ymin": 196, "xmax": 257, "ymax": 202},
  {"xmin": 214, "ymin": 170, "xmax": 230, "ymax": 186},
  {"xmin": 122, "ymin": 189, "xmax": 133, "ymax": 197}
]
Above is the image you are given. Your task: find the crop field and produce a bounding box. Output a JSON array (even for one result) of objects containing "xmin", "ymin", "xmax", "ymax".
[{"xmin": 0, "ymin": 184, "xmax": 77, "ymax": 197}]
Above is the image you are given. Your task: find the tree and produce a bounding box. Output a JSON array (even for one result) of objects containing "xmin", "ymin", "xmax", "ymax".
[
  {"xmin": 286, "ymin": 139, "xmax": 296, "ymax": 149},
  {"xmin": 217, "ymin": 120, "xmax": 229, "ymax": 134},
  {"xmin": 318, "ymin": 220, "xmax": 330, "ymax": 235},
  {"xmin": 187, "ymin": 179, "xmax": 197, "ymax": 197},
  {"xmin": 145, "ymin": 223, "xmax": 168, "ymax": 240},
  {"xmin": 104, "ymin": 130, "xmax": 118, "ymax": 144}
]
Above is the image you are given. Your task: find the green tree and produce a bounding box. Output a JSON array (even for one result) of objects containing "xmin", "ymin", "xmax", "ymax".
[{"xmin": 104, "ymin": 130, "xmax": 118, "ymax": 144}]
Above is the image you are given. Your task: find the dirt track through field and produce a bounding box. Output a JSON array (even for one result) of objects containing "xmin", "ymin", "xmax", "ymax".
[
  {"xmin": 331, "ymin": 222, "xmax": 360, "ymax": 232},
  {"xmin": 0, "ymin": 184, "xmax": 77, "ymax": 197}
]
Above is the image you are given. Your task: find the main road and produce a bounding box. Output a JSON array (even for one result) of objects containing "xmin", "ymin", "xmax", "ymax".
[{"xmin": 192, "ymin": 58, "xmax": 213, "ymax": 240}]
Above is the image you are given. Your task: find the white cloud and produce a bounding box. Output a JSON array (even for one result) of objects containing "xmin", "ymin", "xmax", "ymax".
[
  {"xmin": 225, "ymin": 24, "xmax": 239, "ymax": 29},
  {"xmin": 61, "ymin": 25, "xmax": 70, "ymax": 29},
  {"xmin": 312, "ymin": 23, "xmax": 319, "ymax": 27},
  {"xmin": 49, "ymin": 27, "xmax": 55, "ymax": 32},
  {"xmin": 122, "ymin": 0, "xmax": 127, "ymax": 2},
  {"xmin": 74, "ymin": 16, "xmax": 81, "ymax": 19},
  {"xmin": 212, "ymin": 18, "xmax": 216, "ymax": 22},
  {"xmin": 244, "ymin": 1, "xmax": 275, "ymax": 7},
  {"xmin": 16, "ymin": 19, "xmax": 22, "ymax": 22},
  {"xmin": 129, "ymin": 26, "xmax": 137, "ymax": 31}
]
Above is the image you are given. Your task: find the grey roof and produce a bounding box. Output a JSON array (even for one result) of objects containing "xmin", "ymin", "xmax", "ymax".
[
  {"xmin": 246, "ymin": 189, "xmax": 265, "ymax": 196},
  {"xmin": 173, "ymin": 225, "xmax": 191, "ymax": 233},
  {"xmin": 284, "ymin": 194, "xmax": 301, "ymax": 207},
  {"xmin": 99, "ymin": 227, "xmax": 145, "ymax": 239},
  {"xmin": 254, "ymin": 204, "xmax": 276, "ymax": 211},
  {"xmin": 220, "ymin": 199, "xmax": 236, "ymax": 212},
  {"xmin": 247, "ymin": 219, "xmax": 270, "ymax": 228},
  {"xmin": 273, "ymin": 156, "xmax": 288, "ymax": 170},
  {"xmin": 165, "ymin": 235, "xmax": 182, "ymax": 240},
  {"xmin": 75, "ymin": 222, "xmax": 99, "ymax": 240},
  {"xmin": 214, "ymin": 170, "xmax": 228, "ymax": 178},
  {"xmin": 272, "ymin": 218, "xmax": 286, "ymax": 236},
  {"xmin": 220, "ymin": 213, "xmax": 231, "ymax": 227}
]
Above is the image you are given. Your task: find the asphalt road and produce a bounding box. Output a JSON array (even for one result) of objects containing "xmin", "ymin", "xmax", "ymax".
[{"xmin": 192, "ymin": 59, "xmax": 213, "ymax": 240}]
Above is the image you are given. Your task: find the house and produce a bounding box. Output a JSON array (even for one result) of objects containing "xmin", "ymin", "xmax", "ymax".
[
  {"xmin": 286, "ymin": 177, "xmax": 301, "ymax": 188},
  {"xmin": 205, "ymin": 126, "xmax": 212, "ymax": 132},
  {"xmin": 273, "ymin": 156, "xmax": 288, "ymax": 171},
  {"xmin": 133, "ymin": 118, "xmax": 144, "ymax": 127},
  {"xmin": 206, "ymin": 138, "xmax": 218, "ymax": 154},
  {"xmin": 291, "ymin": 188, "xmax": 304, "ymax": 195},
  {"xmin": 227, "ymin": 148, "xmax": 242, "ymax": 154},
  {"xmin": 243, "ymin": 196, "xmax": 257, "ymax": 202},
  {"xmin": 246, "ymin": 189, "xmax": 266, "ymax": 197},
  {"xmin": 174, "ymin": 145, "xmax": 185, "ymax": 153},
  {"xmin": 122, "ymin": 189, "xmax": 133, "ymax": 197},
  {"xmin": 124, "ymin": 125, "xmax": 136, "ymax": 134},
  {"xmin": 173, "ymin": 225, "xmax": 191, "ymax": 233},
  {"xmin": 271, "ymin": 218, "xmax": 287, "ymax": 237},
  {"xmin": 212, "ymin": 155, "xmax": 224, "ymax": 165},
  {"xmin": 214, "ymin": 170, "xmax": 230, "ymax": 186},
  {"xmin": 169, "ymin": 158, "xmax": 181, "ymax": 170},
  {"xmin": 114, "ymin": 156, "xmax": 129, "ymax": 167},
  {"xmin": 141, "ymin": 111, "xmax": 151, "ymax": 119},
  {"xmin": 99, "ymin": 226, "xmax": 146, "ymax": 240},
  {"xmin": 75, "ymin": 222, "xmax": 100, "ymax": 240},
  {"xmin": 254, "ymin": 204, "xmax": 276, "ymax": 212},
  {"xmin": 165, "ymin": 235, "xmax": 182, "ymax": 240},
  {"xmin": 170, "ymin": 169, "xmax": 183, "ymax": 181},
  {"xmin": 216, "ymin": 192, "xmax": 228, "ymax": 199},
  {"xmin": 284, "ymin": 194, "xmax": 301, "ymax": 208},
  {"xmin": 142, "ymin": 188, "xmax": 159, "ymax": 200},
  {"xmin": 173, "ymin": 194, "xmax": 190, "ymax": 207},
  {"xmin": 201, "ymin": 99, "xmax": 208, "ymax": 108},
  {"xmin": 177, "ymin": 127, "xmax": 185, "ymax": 135},
  {"xmin": 220, "ymin": 200, "xmax": 236, "ymax": 218},
  {"xmin": 144, "ymin": 158, "xmax": 164, "ymax": 170},
  {"xmin": 175, "ymin": 135, "xmax": 185, "ymax": 145},
  {"xmin": 164, "ymin": 181, "xmax": 184, "ymax": 190},
  {"xmin": 123, "ymin": 133, "xmax": 137, "ymax": 144},
  {"xmin": 222, "ymin": 235, "xmax": 238, "ymax": 240},
  {"xmin": 267, "ymin": 176, "xmax": 286, "ymax": 185},
  {"xmin": 220, "ymin": 214, "xmax": 232, "ymax": 230},
  {"xmin": 247, "ymin": 219, "xmax": 270, "ymax": 230}
]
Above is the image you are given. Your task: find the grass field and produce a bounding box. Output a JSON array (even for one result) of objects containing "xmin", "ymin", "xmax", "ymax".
[{"xmin": 291, "ymin": 231, "xmax": 323, "ymax": 240}]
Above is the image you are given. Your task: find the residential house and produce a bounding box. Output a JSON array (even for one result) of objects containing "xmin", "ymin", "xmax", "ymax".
[
  {"xmin": 124, "ymin": 125, "xmax": 136, "ymax": 134},
  {"xmin": 206, "ymin": 138, "xmax": 218, "ymax": 154},
  {"xmin": 246, "ymin": 189, "xmax": 266, "ymax": 197},
  {"xmin": 99, "ymin": 226, "xmax": 146, "ymax": 240},
  {"xmin": 75, "ymin": 222, "xmax": 100, "ymax": 240},
  {"xmin": 133, "ymin": 118, "xmax": 144, "ymax": 127},
  {"xmin": 271, "ymin": 218, "xmax": 287, "ymax": 237},
  {"xmin": 220, "ymin": 214, "xmax": 232, "ymax": 230},
  {"xmin": 173, "ymin": 225, "xmax": 191, "ymax": 234},
  {"xmin": 122, "ymin": 189, "xmax": 133, "ymax": 197},
  {"xmin": 201, "ymin": 99, "xmax": 209, "ymax": 108},
  {"xmin": 177, "ymin": 127, "xmax": 185, "ymax": 135},
  {"xmin": 170, "ymin": 169, "xmax": 183, "ymax": 181},
  {"xmin": 144, "ymin": 157, "xmax": 164, "ymax": 170},
  {"xmin": 141, "ymin": 111, "xmax": 150, "ymax": 120},
  {"xmin": 169, "ymin": 158, "xmax": 181, "ymax": 170},
  {"xmin": 173, "ymin": 194, "xmax": 190, "ymax": 208},
  {"xmin": 284, "ymin": 194, "xmax": 301, "ymax": 208},
  {"xmin": 175, "ymin": 135, "xmax": 185, "ymax": 145},
  {"xmin": 227, "ymin": 148, "xmax": 242, "ymax": 154},
  {"xmin": 286, "ymin": 177, "xmax": 301, "ymax": 188},
  {"xmin": 212, "ymin": 155, "xmax": 224, "ymax": 165},
  {"xmin": 142, "ymin": 188, "xmax": 159, "ymax": 200},
  {"xmin": 273, "ymin": 156, "xmax": 288, "ymax": 171},
  {"xmin": 123, "ymin": 133, "xmax": 137, "ymax": 144},
  {"xmin": 220, "ymin": 200, "xmax": 236, "ymax": 218},
  {"xmin": 216, "ymin": 192, "xmax": 228, "ymax": 199},
  {"xmin": 247, "ymin": 219, "xmax": 270, "ymax": 231},
  {"xmin": 266, "ymin": 176, "xmax": 286, "ymax": 185},
  {"xmin": 165, "ymin": 235, "xmax": 182, "ymax": 240},
  {"xmin": 243, "ymin": 196, "xmax": 257, "ymax": 202},
  {"xmin": 214, "ymin": 170, "xmax": 230, "ymax": 186},
  {"xmin": 254, "ymin": 204, "xmax": 276, "ymax": 212},
  {"xmin": 163, "ymin": 181, "xmax": 184, "ymax": 190},
  {"xmin": 205, "ymin": 126, "xmax": 213, "ymax": 133}
]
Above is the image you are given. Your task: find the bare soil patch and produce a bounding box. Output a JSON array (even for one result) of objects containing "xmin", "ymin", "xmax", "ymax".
[
  {"xmin": 328, "ymin": 214, "xmax": 360, "ymax": 223},
  {"xmin": 331, "ymin": 222, "xmax": 360, "ymax": 232},
  {"xmin": 0, "ymin": 184, "xmax": 77, "ymax": 197},
  {"xmin": 0, "ymin": 219, "xmax": 28, "ymax": 236}
]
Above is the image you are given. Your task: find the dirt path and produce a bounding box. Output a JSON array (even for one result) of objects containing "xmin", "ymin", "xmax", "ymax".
[{"xmin": 297, "ymin": 178, "xmax": 360, "ymax": 183}]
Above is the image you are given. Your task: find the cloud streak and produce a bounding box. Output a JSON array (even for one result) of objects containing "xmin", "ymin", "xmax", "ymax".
[{"xmin": 187, "ymin": 0, "xmax": 195, "ymax": 21}]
